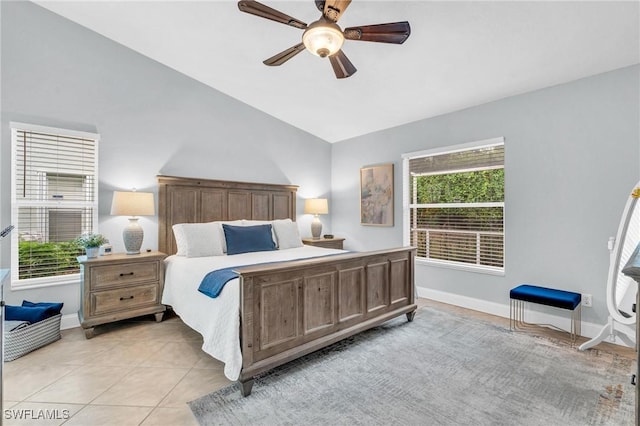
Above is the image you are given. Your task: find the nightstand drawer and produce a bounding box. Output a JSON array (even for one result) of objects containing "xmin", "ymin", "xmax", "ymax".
[
  {"xmin": 91, "ymin": 284, "xmax": 159, "ymax": 316},
  {"xmin": 90, "ymin": 261, "xmax": 159, "ymax": 290}
]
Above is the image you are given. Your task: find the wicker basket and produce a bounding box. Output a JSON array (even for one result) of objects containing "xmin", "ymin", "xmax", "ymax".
[{"xmin": 4, "ymin": 313, "xmax": 62, "ymax": 361}]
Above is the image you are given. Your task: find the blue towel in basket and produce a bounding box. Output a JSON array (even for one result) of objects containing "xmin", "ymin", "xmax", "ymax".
[
  {"xmin": 22, "ymin": 300, "xmax": 64, "ymax": 315},
  {"xmin": 5, "ymin": 305, "xmax": 51, "ymax": 323},
  {"xmin": 5, "ymin": 300, "xmax": 64, "ymax": 324}
]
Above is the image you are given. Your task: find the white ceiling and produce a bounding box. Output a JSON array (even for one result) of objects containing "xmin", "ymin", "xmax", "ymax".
[{"xmin": 35, "ymin": 1, "xmax": 639, "ymax": 143}]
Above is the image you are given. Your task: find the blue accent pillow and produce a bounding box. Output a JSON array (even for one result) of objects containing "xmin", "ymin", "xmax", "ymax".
[
  {"xmin": 5, "ymin": 305, "xmax": 51, "ymax": 323},
  {"xmin": 223, "ymin": 224, "xmax": 276, "ymax": 255},
  {"xmin": 22, "ymin": 300, "xmax": 64, "ymax": 316}
]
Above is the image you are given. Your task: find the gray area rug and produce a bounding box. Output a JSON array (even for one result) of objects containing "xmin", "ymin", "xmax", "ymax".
[{"xmin": 189, "ymin": 305, "xmax": 634, "ymax": 425}]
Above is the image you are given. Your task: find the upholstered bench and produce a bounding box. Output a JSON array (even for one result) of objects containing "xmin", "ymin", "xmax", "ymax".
[{"xmin": 510, "ymin": 284, "xmax": 582, "ymax": 344}]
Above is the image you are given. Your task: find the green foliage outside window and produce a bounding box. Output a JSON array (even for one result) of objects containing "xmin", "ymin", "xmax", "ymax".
[
  {"xmin": 413, "ymin": 169, "xmax": 504, "ymax": 204},
  {"xmin": 411, "ymin": 168, "xmax": 504, "ymax": 268},
  {"xmin": 18, "ymin": 241, "xmax": 83, "ymax": 279}
]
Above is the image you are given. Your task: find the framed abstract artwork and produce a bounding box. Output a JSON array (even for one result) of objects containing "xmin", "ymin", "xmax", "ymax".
[{"xmin": 360, "ymin": 163, "xmax": 394, "ymax": 226}]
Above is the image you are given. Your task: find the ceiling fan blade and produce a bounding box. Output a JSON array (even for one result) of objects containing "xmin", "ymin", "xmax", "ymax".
[
  {"xmin": 315, "ymin": 1, "xmax": 325, "ymax": 13},
  {"xmin": 344, "ymin": 21, "xmax": 411, "ymax": 44},
  {"xmin": 238, "ymin": 1, "xmax": 307, "ymax": 29},
  {"xmin": 329, "ymin": 50, "xmax": 357, "ymax": 79},
  {"xmin": 263, "ymin": 43, "xmax": 306, "ymax": 66},
  {"xmin": 323, "ymin": 0, "xmax": 351, "ymax": 22}
]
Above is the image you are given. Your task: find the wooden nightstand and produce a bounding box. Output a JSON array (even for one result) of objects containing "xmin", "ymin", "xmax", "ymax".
[
  {"xmin": 78, "ymin": 251, "xmax": 167, "ymax": 339},
  {"xmin": 302, "ymin": 237, "xmax": 345, "ymax": 250}
]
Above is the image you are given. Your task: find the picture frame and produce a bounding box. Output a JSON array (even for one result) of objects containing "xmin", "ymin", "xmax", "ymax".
[{"xmin": 360, "ymin": 163, "xmax": 394, "ymax": 226}]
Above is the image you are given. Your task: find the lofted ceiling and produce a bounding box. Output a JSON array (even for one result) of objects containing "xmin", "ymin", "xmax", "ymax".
[{"xmin": 35, "ymin": 1, "xmax": 639, "ymax": 143}]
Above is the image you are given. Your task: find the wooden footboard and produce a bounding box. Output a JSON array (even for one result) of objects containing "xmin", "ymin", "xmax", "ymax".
[{"xmin": 235, "ymin": 246, "xmax": 417, "ymax": 396}]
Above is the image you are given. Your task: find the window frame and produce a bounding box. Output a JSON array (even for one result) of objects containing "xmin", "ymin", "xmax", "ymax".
[
  {"xmin": 10, "ymin": 122, "xmax": 100, "ymax": 290},
  {"xmin": 402, "ymin": 137, "xmax": 505, "ymax": 275}
]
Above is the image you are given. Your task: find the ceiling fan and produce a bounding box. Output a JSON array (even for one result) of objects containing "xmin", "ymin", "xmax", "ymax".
[{"xmin": 237, "ymin": 0, "xmax": 411, "ymax": 79}]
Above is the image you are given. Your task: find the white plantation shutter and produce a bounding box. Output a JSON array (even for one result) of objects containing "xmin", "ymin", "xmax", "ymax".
[
  {"xmin": 403, "ymin": 138, "xmax": 505, "ymax": 273},
  {"xmin": 11, "ymin": 123, "xmax": 99, "ymax": 287}
]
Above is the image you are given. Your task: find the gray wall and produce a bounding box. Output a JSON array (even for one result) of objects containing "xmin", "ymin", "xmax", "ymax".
[
  {"xmin": 1, "ymin": 1, "xmax": 638, "ymax": 336},
  {"xmin": 0, "ymin": 2, "xmax": 332, "ymax": 320},
  {"xmin": 331, "ymin": 65, "xmax": 640, "ymax": 329}
]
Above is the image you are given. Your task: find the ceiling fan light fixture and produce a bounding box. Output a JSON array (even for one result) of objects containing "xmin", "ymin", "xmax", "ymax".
[
  {"xmin": 302, "ymin": 20, "xmax": 344, "ymax": 58},
  {"xmin": 237, "ymin": 1, "xmax": 411, "ymax": 78}
]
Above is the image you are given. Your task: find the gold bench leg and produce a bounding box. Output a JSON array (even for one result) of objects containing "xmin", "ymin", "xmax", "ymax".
[{"xmin": 510, "ymin": 298, "xmax": 581, "ymax": 347}]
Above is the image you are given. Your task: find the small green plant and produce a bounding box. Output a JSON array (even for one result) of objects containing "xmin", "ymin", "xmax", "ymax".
[{"xmin": 75, "ymin": 233, "xmax": 107, "ymax": 248}]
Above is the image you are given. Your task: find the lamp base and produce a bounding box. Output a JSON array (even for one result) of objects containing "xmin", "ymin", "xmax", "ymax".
[
  {"xmin": 311, "ymin": 215, "xmax": 322, "ymax": 239},
  {"xmin": 123, "ymin": 217, "xmax": 144, "ymax": 255}
]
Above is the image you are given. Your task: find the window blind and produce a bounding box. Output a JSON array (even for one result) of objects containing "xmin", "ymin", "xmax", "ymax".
[
  {"xmin": 11, "ymin": 124, "xmax": 99, "ymax": 285},
  {"xmin": 405, "ymin": 139, "xmax": 505, "ymax": 272},
  {"xmin": 408, "ymin": 144, "xmax": 504, "ymax": 178}
]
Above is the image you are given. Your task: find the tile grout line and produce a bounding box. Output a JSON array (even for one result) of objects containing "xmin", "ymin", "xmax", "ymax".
[
  {"xmin": 137, "ymin": 340, "xmax": 200, "ymax": 425},
  {"xmin": 58, "ymin": 335, "xmax": 166, "ymax": 425},
  {"xmin": 15, "ymin": 363, "xmax": 84, "ymax": 405}
]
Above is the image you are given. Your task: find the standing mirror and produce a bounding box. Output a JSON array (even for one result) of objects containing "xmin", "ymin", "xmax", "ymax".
[{"xmin": 579, "ymin": 182, "xmax": 639, "ymax": 351}]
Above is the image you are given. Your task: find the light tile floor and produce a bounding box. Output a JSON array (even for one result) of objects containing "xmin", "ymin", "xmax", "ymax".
[
  {"xmin": 3, "ymin": 299, "xmax": 633, "ymax": 425},
  {"xmin": 3, "ymin": 311, "xmax": 230, "ymax": 426}
]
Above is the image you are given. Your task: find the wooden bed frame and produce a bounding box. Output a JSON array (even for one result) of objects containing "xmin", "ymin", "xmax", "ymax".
[{"xmin": 157, "ymin": 175, "xmax": 417, "ymax": 396}]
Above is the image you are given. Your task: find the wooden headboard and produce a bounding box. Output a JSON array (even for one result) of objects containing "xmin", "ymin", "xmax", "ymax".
[{"xmin": 157, "ymin": 175, "xmax": 298, "ymax": 255}]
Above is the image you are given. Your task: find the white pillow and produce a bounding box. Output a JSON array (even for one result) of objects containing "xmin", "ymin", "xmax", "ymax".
[
  {"xmin": 272, "ymin": 219, "xmax": 303, "ymax": 249},
  {"xmin": 172, "ymin": 224, "xmax": 187, "ymax": 256},
  {"xmin": 172, "ymin": 222, "xmax": 224, "ymax": 257},
  {"xmin": 241, "ymin": 220, "xmax": 272, "ymax": 227}
]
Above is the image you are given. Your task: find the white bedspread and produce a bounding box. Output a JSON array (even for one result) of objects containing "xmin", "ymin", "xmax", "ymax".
[{"xmin": 162, "ymin": 245, "xmax": 345, "ymax": 380}]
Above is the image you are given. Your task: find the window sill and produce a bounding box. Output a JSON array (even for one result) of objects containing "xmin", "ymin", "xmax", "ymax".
[
  {"xmin": 11, "ymin": 275, "xmax": 81, "ymax": 291},
  {"xmin": 415, "ymin": 258, "xmax": 505, "ymax": 276}
]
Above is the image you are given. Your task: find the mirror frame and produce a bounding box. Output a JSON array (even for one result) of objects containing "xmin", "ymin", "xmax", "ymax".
[{"xmin": 607, "ymin": 182, "xmax": 640, "ymax": 325}]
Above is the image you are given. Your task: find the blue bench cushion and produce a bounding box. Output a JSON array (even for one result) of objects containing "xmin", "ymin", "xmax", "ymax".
[{"xmin": 510, "ymin": 284, "xmax": 581, "ymax": 310}]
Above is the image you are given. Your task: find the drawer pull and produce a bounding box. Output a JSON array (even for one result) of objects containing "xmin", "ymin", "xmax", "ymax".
[
  {"xmin": 119, "ymin": 295, "xmax": 134, "ymax": 301},
  {"xmin": 119, "ymin": 272, "xmax": 134, "ymax": 277}
]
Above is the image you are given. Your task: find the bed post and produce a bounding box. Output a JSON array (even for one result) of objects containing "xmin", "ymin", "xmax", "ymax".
[
  {"xmin": 239, "ymin": 274, "xmax": 255, "ymax": 396},
  {"xmin": 406, "ymin": 248, "xmax": 416, "ymax": 322},
  {"xmin": 239, "ymin": 378, "xmax": 254, "ymax": 397}
]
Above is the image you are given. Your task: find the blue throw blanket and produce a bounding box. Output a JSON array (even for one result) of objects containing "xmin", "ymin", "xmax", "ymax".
[
  {"xmin": 198, "ymin": 252, "xmax": 348, "ymax": 299},
  {"xmin": 198, "ymin": 266, "xmax": 247, "ymax": 299}
]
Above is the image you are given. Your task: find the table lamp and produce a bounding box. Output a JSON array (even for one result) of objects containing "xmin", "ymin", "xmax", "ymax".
[
  {"xmin": 110, "ymin": 191, "xmax": 155, "ymax": 254},
  {"xmin": 304, "ymin": 198, "xmax": 328, "ymax": 239}
]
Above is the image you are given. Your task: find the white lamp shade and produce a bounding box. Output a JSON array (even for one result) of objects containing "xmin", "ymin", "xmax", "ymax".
[
  {"xmin": 304, "ymin": 198, "xmax": 329, "ymax": 215},
  {"xmin": 110, "ymin": 191, "xmax": 155, "ymax": 216}
]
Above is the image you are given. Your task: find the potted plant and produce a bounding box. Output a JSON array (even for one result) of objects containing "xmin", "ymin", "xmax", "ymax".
[{"xmin": 75, "ymin": 233, "xmax": 107, "ymax": 258}]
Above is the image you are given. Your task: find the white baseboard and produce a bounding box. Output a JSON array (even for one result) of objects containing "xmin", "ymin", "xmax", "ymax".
[
  {"xmin": 416, "ymin": 286, "xmax": 631, "ymax": 348},
  {"xmin": 61, "ymin": 313, "xmax": 80, "ymax": 330}
]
